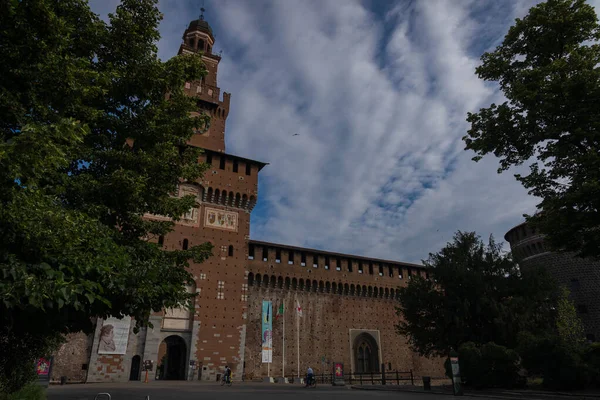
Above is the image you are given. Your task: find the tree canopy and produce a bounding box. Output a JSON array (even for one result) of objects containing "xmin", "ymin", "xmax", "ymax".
[
  {"xmin": 396, "ymin": 231, "xmax": 558, "ymax": 358},
  {"xmin": 0, "ymin": 0, "xmax": 212, "ymax": 392},
  {"xmin": 463, "ymin": 0, "xmax": 600, "ymax": 259}
]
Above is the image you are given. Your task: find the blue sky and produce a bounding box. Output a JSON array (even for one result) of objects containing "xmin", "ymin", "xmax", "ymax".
[{"xmin": 89, "ymin": 0, "xmax": 600, "ymax": 263}]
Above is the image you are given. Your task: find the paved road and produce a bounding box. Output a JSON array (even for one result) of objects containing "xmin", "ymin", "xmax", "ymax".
[{"xmin": 47, "ymin": 381, "xmax": 448, "ymax": 400}]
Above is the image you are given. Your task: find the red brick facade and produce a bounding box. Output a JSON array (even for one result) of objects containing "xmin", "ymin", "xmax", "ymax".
[{"xmin": 51, "ymin": 16, "xmax": 446, "ymax": 384}]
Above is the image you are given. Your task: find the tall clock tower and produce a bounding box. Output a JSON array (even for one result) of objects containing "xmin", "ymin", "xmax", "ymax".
[{"xmin": 141, "ymin": 11, "xmax": 267, "ymax": 381}]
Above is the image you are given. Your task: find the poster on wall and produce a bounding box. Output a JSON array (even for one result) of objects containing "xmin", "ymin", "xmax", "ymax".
[
  {"xmin": 261, "ymin": 301, "xmax": 273, "ymax": 363},
  {"xmin": 97, "ymin": 316, "xmax": 131, "ymax": 355}
]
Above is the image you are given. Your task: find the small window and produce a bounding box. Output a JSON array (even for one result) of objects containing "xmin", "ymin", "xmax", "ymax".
[
  {"xmin": 158, "ymin": 235, "xmax": 164, "ymax": 246},
  {"xmin": 262, "ymin": 247, "xmax": 268, "ymax": 261},
  {"xmin": 206, "ymin": 153, "xmax": 212, "ymax": 165},
  {"xmin": 82, "ymin": 364, "xmax": 88, "ymax": 371},
  {"xmin": 288, "ymin": 251, "xmax": 294, "ymax": 265},
  {"xmin": 378, "ymin": 264, "xmax": 384, "ymax": 276},
  {"xmin": 313, "ymin": 255, "xmax": 318, "ymax": 268},
  {"xmin": 182, "ymin": 239, "xmax": 189, "ymax": 250},
  {"xmin": 301, "ymin": 252, "xmax": 306, "ymax": 266},
  {"xmin": 219, "ymin": 156, "xmax": 225, "ymax": 170},
  {"xmin": 248, "ymin": 244, "xmax": 255, "ymax": 260},
  {"xmin": 276, "ymin": 249, "xmax": 281, "ymax": 263},
  {"xmin": 325, "ymin": 256, "xmax": 330, "ymax": 270},
  {"xmin": 369, "ymin": 263, "xmax": 374, "ymax": 275},
  {"xmin": 228, "ymin": 245, "xmax": 234, "ymax": 257},
  {"xmin": 233, "ymin": 160, "xmax": 239, "ymax": 173},
  {"xmin": 346, "ymin": 259, "xmax": 352, "ymax": 272},
  {"xmin": 577, "ymin": 304, "xmax": 588, "ymax": 314},
  {"xmin": 358, "ymin": 262, "xmax": 363, "ymax": 274},
  {"xmin": 245, "ymin": 163, "xmax": 251, "ymax": 176}
]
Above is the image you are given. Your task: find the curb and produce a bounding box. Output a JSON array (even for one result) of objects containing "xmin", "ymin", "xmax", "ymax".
[{"xmin": 350, "ymin": 386, "xmax": 600, "ymax": 400}]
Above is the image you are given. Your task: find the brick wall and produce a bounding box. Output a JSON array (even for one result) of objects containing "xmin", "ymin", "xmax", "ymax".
[{"xmin": 244, "ymin": 286, "xmax": 446, "ymax": 380}]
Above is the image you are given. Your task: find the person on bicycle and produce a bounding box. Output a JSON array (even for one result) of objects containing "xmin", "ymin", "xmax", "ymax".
[
  {"xmin": 306, "ymin": 366, "xmax": 314, "ymax": 385},
  {"xmin": 224, "ymin": 365, "xmax": 232, "ymax": 383}
]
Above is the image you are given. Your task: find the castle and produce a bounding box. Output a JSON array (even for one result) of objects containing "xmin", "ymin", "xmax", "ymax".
[
  {"xmin": 49, "ymin": 14, "xmax": 446, "ymax": 384},
  {"xmin": 505, "ymin": 223, "xmax": 600, "ymax": 343}
]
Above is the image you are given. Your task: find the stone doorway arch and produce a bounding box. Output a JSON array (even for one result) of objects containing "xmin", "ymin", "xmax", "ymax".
[
  {"xmin": 353, "ymin": 332, "xmax": 380, "ymax": 373},
  {"xmin": 158, "ymin": 335, "xmax": 187, "ymax": 380}
]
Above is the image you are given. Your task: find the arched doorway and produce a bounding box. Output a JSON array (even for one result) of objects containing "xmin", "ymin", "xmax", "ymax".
[
  {"xmin": 158, "ymin": 335, "xmax": 187, "ymax": 380},
  {"xmin": 353, "ymin": 332, "xmax": 380, "ymax": 373},
  {"xmin": 129, "ymin": 355, "xmax": 141, "ymax": 381}
]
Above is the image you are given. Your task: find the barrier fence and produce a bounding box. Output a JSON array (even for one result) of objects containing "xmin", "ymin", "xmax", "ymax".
[{"xmin": 242, "ymin": 369, "xmax": 414, "ymax": 385}]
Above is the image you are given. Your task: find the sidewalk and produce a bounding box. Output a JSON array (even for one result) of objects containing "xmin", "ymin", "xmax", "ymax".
[{"xmin": 351, "ymin": 384, "xmax": 600, "ymax": 400}]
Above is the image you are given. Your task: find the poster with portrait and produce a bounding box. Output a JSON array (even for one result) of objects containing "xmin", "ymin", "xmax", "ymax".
[
  {"xmin": 97, "ymin": 316, "xmax": 131, "ymax": 355},
  {"xmin": 261, "ymin": 301, "xmax": 272, "ymax": 363}
]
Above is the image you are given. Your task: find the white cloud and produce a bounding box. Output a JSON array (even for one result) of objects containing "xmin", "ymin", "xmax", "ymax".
[{"xmin": 88, "ymin": 0, "xmax": 581, "ymax": 263}]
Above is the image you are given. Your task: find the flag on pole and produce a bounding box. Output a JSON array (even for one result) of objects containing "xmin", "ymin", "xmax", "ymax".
[
  {"xmin": 296, "ymin": 300, "xmax": 303, "ymax": 317},
  {"xmin": 276, "ymin": 302, "xmax": 284, "ymax": 320}
]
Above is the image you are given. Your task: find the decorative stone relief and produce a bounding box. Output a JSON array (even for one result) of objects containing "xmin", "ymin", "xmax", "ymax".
[{"xmin": 204, "ymin": 207, "xmax": 238, "ymax": 232}]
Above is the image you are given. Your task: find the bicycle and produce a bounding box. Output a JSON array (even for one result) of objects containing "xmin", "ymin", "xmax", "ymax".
[
  {"xmin": 304, "ymin": 375, "xmax": 317, "ymax": 388},
  {"xmin": 220, "ymin": 374, "xmax": 232, "ymax": 387}
]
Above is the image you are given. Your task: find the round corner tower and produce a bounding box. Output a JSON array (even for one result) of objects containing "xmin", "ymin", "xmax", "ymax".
[{"xmin": 504, "ymin": 222, "xmax": 600, "ymax": 342}]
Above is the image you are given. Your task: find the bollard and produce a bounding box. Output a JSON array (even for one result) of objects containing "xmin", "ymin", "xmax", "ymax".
[{"xmin": 422, "ymin": 376, "xmax": 431, "ymax": 391}]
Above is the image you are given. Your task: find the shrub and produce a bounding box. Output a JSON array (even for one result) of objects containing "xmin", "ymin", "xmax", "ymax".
[
  {"xmin": 0, "ymin": 383, "xmax": 46, "ymax": 400},
  {"xmin": 518, "ymin": 332, "xmax": 595, "ymax": 390},
  {"xmin": 444, "ymin": 342, "xmax": 521, "ymax": 389}
]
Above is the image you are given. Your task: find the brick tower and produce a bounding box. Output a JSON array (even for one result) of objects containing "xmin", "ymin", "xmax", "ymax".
[
  {"xmin": 84, "ymin": 11, "xmax": 267, "ymax": 383},
  {"xmin": 152, "ymin": 11, "xmax": 268, "ymax": 381}
]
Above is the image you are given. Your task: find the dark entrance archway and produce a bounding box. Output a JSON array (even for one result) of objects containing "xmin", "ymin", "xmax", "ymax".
[
  {"xmin": 353, "ymin": 332, "xmax": 380, "ymax": 373},
  {"xmin": 129, "ymin": 355, "xmax": 141, "ymax": 381},
  {"xmin": 159, "ymin": 335, "xmax": 187, "ymax": 380}
]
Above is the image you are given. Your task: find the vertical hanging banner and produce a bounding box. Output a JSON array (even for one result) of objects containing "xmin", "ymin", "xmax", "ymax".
[{"xmin": 261, "ymin": 301, "xmax": 273, "ymax": 363}]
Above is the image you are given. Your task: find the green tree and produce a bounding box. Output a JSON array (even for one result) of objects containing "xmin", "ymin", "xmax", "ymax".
[
  {"xmin": 556, "ymin": 287, "xmax": 586, "ymax": 348},
  {"xmin": 463, "ymin": 0, "xmax": 600, "ymax": 259},
  {"xmin": 0, "ymin": 0, "xmax": 212, "ymax": 393},
  {"xmin": 396, "ymin": 231, "xmax": 558, "ymax": 357}
]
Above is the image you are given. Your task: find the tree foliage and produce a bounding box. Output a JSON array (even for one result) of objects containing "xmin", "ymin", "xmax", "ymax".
[
  {"xmin": 396, "ymin": 231, "xmax": 558, "ymax": 358},
  {"xmin": 463, "ymin": 0, "xmax": 600, "ymax": 259},
  {"xmin": 0, "ymin": 0, "xmax": 212, "ymax": 392}
]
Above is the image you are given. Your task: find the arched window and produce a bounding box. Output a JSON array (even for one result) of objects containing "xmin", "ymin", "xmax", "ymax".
[
  {"xmin": 248, "ymin": 273, "xmax": 254, "ymax": 286},
  {"xmin": 182, "ymin": 239, "xmax": 189, "ymax": 250},
  {"xmin": 198, "ymin": 39, "xmax": 205, "ymax": 51},
  {"xmin": 228, "ymin": 245, "xmax": 234, "ymax": 257}
]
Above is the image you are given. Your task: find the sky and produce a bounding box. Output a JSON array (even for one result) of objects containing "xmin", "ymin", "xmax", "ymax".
[{"xmin": 89, "ymin": 0, "xmax": 600, "ymax": 264}]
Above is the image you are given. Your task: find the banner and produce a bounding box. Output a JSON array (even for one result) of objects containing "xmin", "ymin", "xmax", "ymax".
[
  {"xmin": 261, "ymin": 301, "xmax": 273, "ymax": 363},
  {"xmin": 97, "ymin": 316, "xmax": 131, "ymax": 355}
]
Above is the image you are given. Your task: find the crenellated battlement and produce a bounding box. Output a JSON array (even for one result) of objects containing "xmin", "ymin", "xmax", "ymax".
[{"xmin": 247, "ymin": 240, "xmax": 427, "ymax": 290}]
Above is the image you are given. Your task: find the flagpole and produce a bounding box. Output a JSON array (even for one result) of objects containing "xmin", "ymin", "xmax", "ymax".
[
  {"xmin": 282, "ymin": 299, "xmax": 285, "ymax": 378},
  {"xmin": 297, "ymin": 301, "xmax": 300, "ymax": 378}
]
